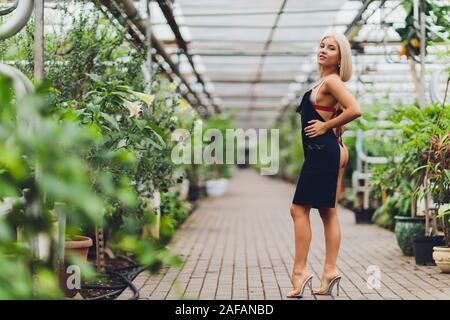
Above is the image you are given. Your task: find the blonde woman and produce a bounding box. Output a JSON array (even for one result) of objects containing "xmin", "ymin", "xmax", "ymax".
[{"xmin": 287, "ymin": 33, "xmax": 362, "ymax": 298}]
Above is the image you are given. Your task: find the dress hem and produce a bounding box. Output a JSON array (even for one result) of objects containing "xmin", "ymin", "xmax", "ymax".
[{"xmin": 291, "ymin": 200, "xmax": 336, "ymax": 209}]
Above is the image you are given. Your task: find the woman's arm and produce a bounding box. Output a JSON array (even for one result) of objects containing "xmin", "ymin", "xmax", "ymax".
[
  {"xmin": 323, "ymin": 74, "xmax": 362, "ymax": 131},
  {"xmin": 304, "ymin": 75, "xmax": 361, "ymax": 138}
]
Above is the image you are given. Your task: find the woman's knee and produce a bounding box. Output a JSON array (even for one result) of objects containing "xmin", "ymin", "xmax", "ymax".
[
  {"xmin": 290, "ymin": 204, "xmax": 297, "ymax": 218},
  {"xmin": 319, "ymin": 208, "xmax": 336, "ymax": 220},
  {"xmin": 290, "ymin": 204, "xmax": 308, "ymax": 220}
]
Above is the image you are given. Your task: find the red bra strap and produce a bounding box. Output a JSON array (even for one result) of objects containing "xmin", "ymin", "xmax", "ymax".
[{"xmin": 313, "ymin": 104, "xmax": 336, "ymax": 113}]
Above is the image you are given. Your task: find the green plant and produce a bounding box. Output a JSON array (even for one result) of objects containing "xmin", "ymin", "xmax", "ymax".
[
  {"xmin": 436, "ymin": 204, "xmax": 450, "ymax": 247},
  {"xmin": 0, "ymin": 77, "xmax": 107, "ymax": 298},
  {"xmin": 0, "ymin": 73, "xmax": 187, "ymax": 298},
  {"xmin": 257, "ymin": 110, "xmax": 303, "ymax": 181},
  {"xmin": 201, "ymin": 113, "xmax": 236, "ymax": 180},
  {"xmin": 418, "ymin": 132, "xmax": 450, "ymax": 205},
  {"xmin": 372, "ymin": 193, "xmax": 412, "ymax": 230},
  {"xmin": 0, "ymin": 1, "xmax": 148, "ymax": 101},
  {"xmin": 158, "ymin": 191, "xmax": 192, "ymax": 244},
  {"xmin": 367, "ymin": 75, "xmax": 449, "ymax": 238},
  {"xmin": 370, "ymin": 100, "xmax": 449, "ymax": 203},
  {"xmin": 395, "ymin": 0, "xmax": 449, "ymax": 59},
  {"xmin": 0, "ymin": 0, "xmax": 194, "ymax": 299}
]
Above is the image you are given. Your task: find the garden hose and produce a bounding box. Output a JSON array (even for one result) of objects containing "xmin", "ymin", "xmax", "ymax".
[
  {"xmin": 80, "ymin": 254, "xmax": 149, "ymax": 300},
  {"xmin": 0, "ymin": 0, "xmax": 34, "ymax": 40},
  {"xmin": 81, "ymin": 264, "xmax": 146, "ymax": 300},
  {"xmin": 0, "ymin": 1, "xmax": 18, "ymax": 16}
]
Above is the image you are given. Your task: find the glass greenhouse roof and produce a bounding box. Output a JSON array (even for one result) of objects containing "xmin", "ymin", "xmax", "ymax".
[
  {"xmin": 153, "ymin": 0, "xmax": 447, "ymax": 129},
  {"xmin": 14, "ymin": 0, "xmax": 450, "ymax": 128}
]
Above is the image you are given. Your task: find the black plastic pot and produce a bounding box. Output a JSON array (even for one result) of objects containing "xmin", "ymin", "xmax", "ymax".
[
  {"xmin": 413, "ymin": 235, "xmax": 445, "ymax": 265},
  {"xmin": 237, "ymin": 147, "xmax": 250, "ymax": 168},
  {"xmin": 188, "ymin": 184, "xmax": 201, "ymax": 201},
  {"xmin": 353, "ymin": 207, "xmax": 375, "ymax": 224}
]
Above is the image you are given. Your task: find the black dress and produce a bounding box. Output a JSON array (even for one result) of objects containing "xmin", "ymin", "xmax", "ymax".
[{"xmin": 291, "ymin": 89, "xmax": 341, "ymax": 209}]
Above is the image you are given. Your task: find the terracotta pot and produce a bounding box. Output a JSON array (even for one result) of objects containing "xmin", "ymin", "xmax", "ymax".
[
  {"xmin": 60, "ymin": 235, "xmax": 93, "ymax": 297},
  {"xmin": 65, "ymin": 235, "xmax": 93, "ymax": 260},
  {"xmin": 433, "ymin": 246, "xmax": 450, "ymax": 273}
]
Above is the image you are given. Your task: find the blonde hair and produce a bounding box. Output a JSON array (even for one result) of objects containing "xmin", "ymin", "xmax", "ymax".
[{"xmin": 317, "ymin": 33, "xmax": 352, "ymax": 82}]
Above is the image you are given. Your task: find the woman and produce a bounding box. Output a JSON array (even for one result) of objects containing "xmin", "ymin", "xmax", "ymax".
[{"xmin": 287, "ymin": 33, "xmax": 362, "ymax": 298}]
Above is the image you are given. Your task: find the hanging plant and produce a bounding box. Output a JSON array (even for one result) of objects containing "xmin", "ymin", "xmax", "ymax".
[{"xmin": 396, "ymin": 0, "xmax": 449, "ymax": 60}]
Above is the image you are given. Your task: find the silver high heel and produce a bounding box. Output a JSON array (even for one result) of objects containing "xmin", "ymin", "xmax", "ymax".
[
  {"xmin": 286, "ymin": 274, "xmax": 314, "ymax": 298},
  {"xmin": 312, "ymin": 275, "xmax": 342, "ymax": 296}
]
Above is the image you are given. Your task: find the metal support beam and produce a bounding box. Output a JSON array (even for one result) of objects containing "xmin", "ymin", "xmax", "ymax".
[
  {"xmin": 144, "ymin": 0, "xmax": 152, "ymax": 93},
  {"xmin": 155, "ymin": 0, "xmax": 220, "ymax": 113},
  {"xmin": 211, "ymin": 79, "xmax": 296, "ymax": 84},
  {"xmin": 345, "ymin": 0, "xmax": 377, "ymax": 39},
  {"xmin": 162, "ymin": 22, "xmax": 398, "ymax": 29},
  {"xmin": 419, "ymin": 6, "xmax": 426, "ymax": 108},
  {"xmin": 176, "ymin": 6, "xmax": 360, "ymax": 17},
  {"xmin": 34, "ymin": 0, "xmax": 44, "ymax": 82}
]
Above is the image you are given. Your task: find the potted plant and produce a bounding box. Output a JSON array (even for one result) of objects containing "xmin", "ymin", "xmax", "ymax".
[
  {"xmin": 412, "ymin": 185, "xmax": 445, "ymax": 265},
  {"xmin": 411, "ymin": 89, "xmax": 450, "ymax": 264},
  {"xmin": 395, "ymin": 216, "xmax": 425, "ymax": 256},
  {"xmin": 412, "ymin": 145, "xmax": 448, "ymax": 264},
  {"xmin": 186, "ymin": 164, "xmax": 203, "ymax": 201},
  {"xmin": 391, "ymin": 188, "xmax": 426, "ymax": 258},
  {"xmin": 369, "ymin": 93, "xmax": 450, "ymax": 259},
  {"xmin": 205, "ymin": 163, "xmax": 232, "ymax": 197},
  {"xmin": 64, "ymin": 235, "xmax": 93, "ymax": 261},
  {"xmin": 60, "ymin": 234, "xmax": 93, "ymax": 298},
  {"xmin": 433, "ymin": 204, "xmax": 450, "ymax": 272},
  {"xmin": 370, "ymin": 174, "xmax": 425, "ymax": 256},
  {"xmin": 201, "ymin": 113, "xmax": 235, "ymax": 197}
]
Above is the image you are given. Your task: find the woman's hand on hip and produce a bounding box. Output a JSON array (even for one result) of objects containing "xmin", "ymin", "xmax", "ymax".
[{"xmin": 304, "ymin": 120, "xmax": 328, "ymax": 138}]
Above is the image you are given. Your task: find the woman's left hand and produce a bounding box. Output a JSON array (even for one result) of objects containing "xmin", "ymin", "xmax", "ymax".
[{"xmin": 304, "ymin": 120, "xmax": 328, "ymax": 138}]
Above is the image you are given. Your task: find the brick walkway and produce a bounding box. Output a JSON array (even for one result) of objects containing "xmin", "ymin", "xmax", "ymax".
[{"xmin": 119, "ymin": 169, "xmax": 450, "ymax": 300}]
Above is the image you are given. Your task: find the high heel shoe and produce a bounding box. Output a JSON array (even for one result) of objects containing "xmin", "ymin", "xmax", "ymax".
[
  {"xmin": 312, "ymin": 275, "xmax": 341, "ymax": 296},
  {"xmin": 286, "ymin": 274, "xmax": 314, "ymax": 298}
]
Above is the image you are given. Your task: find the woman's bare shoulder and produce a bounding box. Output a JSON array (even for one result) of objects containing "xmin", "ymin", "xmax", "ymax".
[
  {"xmin": 324, "ymin": 74, "xmax": 347, "ymax": 94},
  {"xmin": 325, "ymin": 74, "xmax": 345, "ymax": 86}
]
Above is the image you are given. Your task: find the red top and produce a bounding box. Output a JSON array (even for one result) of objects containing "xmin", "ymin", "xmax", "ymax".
[{"xmin": 313, "ymin": 104, "xmax": 337, "ymax": 113}]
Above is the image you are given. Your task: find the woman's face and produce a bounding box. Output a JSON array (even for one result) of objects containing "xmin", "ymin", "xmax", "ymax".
[{"xmin": 317, "ymin": 36, "xmax": 341, "ymax": 69}]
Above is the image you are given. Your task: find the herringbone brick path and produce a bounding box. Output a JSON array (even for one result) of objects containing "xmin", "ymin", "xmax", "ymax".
[{"xmin": 119, "ymin": 169, "xmax": 450, "ymax": 300}]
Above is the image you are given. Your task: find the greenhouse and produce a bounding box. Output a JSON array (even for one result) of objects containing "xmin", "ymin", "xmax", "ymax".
[{"xmin": 0, "ymin": 0, "xmax": 449, "ymax": 304}]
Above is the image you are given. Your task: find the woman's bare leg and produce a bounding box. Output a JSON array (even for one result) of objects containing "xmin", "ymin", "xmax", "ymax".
[
  {"xmin": 317, "ymin": 207, "xmax": 341, "ymax": 289},
  {"xmin": 288, "ymin": 204, "xmax": 313, "ymax": 294},
  {"xmin": 315, "ymin": 144, "xmax": 348, "ymax": 291}
]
